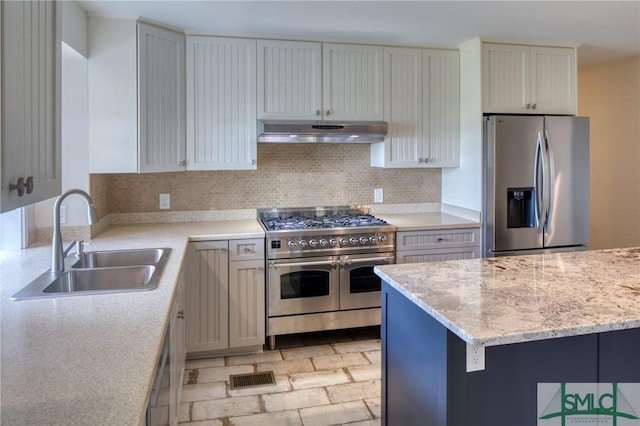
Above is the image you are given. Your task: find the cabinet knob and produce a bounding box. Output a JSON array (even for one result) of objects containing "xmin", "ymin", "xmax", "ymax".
[
  {"xmin": 316, "ymin": 110, "xmax": 321, "ymax": 116},
  {"xmin": 9, "ymin": 177, "xmax": 26, "ymax": 196},
  {"xmin": 252, "ymin": 159, "xmax": 257, "ymax": 166},
  {"xmin": 532, "ymin": 103, "xmax": 537, "ymax": 110},
  {"xmin": 25, "ymin": 176, "xmax": 34, "ymax": 194},
  {"xmin": 326, "ymin": 110, "xmax": 330, "ymax": 116},
  {"xmin": 177, "ymin": 310, "xmax": 184, "ymax": 319},
  {"xmin": 179, "ymin": 160, "xmax": 186, "ymax": 167},
  {"xmin": 525, "ymin": 103, "xmax": 531, "ymax": 109}
]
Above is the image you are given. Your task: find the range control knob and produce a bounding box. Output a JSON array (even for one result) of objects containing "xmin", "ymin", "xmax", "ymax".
[
  {"xmin": 359, "ymin": 237, "xmax": 368, "ymax": 244},
  {"xmin": 288, "ymin": 240, "xmax": 297, "ymax": 248},
  {"xmin": 339, "ymin": 238, "xmax": 348, "ymax": 246},
  {"xmin": 369, "ymin": 236, "xmax": 376, "ymax": 244},
  {"xmin": 329, "ymin": 239, "xmax": 337, "ymax": 247},
  {"xmin": 378, "ymin": 234, "xmax": 387, "ymax": 243},
  {"xmin": 299, "ymin": 240, "xmax": 308, "ymax": 248},
  {"xmin": 349, "ymin": 237, "xmax": 358, "ymax": 245},
  {"xmin": 319, "ymin": 239, "xmax": 329, "ymax": 247},
  {"xmin": 309, "ymin": 239, "xmax": 318, "ymax": 248}
]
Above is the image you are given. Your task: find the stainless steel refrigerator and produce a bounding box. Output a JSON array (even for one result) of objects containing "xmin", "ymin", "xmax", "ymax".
[{"xmin": 483, "ymin": 115, "xmax": 589, "ymax": 256}]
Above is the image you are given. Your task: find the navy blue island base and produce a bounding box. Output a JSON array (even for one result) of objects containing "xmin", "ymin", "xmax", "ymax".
[{"xmin": 381, "ymin": 282, "xmax": 640, "ymax": 426}]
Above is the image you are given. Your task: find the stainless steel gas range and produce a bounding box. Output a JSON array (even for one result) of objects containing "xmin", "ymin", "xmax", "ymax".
[{"xmin": 258, "ymin": 206, "xmax": 395, "ymax": 349}]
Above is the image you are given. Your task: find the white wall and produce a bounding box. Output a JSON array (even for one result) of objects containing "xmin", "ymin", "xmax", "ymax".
[
  {"xmin": 442, "ymin": 38, "xmax": 483, "ymax": 212},
  {"xmin": 62, "ymin": 0, "xmax": 88, "ymax": 57},
  {"xmin": 34, "ymin": 2, "xmax": 89, "ymax": 229}
]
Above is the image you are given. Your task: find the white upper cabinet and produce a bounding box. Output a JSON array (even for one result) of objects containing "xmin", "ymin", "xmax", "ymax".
[
  {"xmin": 529, "ymin": 47, "xmax": 577, "ymax": 115},
  {"xmin": 186, "ymin": 37, "xmax": 257, "ymax": 170},
  {"xmin": 371, "ymin": 48, "xmax": 459, "ymax": 168},
  {"xmin": 1, "ymin": 1, "xmax": 61, "ymax": 212},
  {"xmin": 257, "ymin": 41, "xmax": 383, "ymax": 121},
  {"xmin": 89, "ymin": 17, "xmax": 185, "ymax": 173},
  {"xmin": 423, "ymin": 50, "xmax": 460, "ymax": 167},
  {"xmin": 138, "ymin": 23, "xmax": 186, "ymax": 172},
  {"xmin": 482, "ymin": 43, "xmax": 576, "ymax": 115},
  {"xmin": 257, "ymin": 40, "xmax": 322, "ymax": 120},
  {"xmin": 322, "ymin": 44, "xmax": 384, "ymax": 121},
  {"xmin": 372, "ymin": 47, "xmax": 423, "ymax": 168}
]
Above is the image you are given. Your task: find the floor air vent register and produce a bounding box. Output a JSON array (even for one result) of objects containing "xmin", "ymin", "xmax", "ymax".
[{"xmin": 229, "ymin": 371, "xmax": 276, "ymax": 390}]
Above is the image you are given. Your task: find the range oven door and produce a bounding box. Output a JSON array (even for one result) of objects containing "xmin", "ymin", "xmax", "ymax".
[
  {"xmin": 268, "ymin": 256, "xmax": 340, "ymax": 316},
  {"xmin": 339, "ymin": 252, "xmax": 394, "ymax": 310}
]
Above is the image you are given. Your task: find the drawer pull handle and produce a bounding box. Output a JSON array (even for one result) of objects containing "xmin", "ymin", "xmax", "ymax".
[{"xmin": 437, "ymin": 237, "xmax": 445, "ymax": 242}]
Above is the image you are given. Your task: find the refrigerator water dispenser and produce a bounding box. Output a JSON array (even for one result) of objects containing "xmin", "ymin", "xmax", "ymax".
[{"xmin": 507, "ymin": 188, "xmax": 535, "ymax": 228}]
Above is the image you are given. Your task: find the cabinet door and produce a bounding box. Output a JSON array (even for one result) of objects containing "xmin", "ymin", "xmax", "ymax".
[
  {"xmin": 185, "ymin": 241, "xmax": 229, "ymax": 353},
  {"xmin": 1, "ymin": 1, "xmax": 60, "ymax": 212},
  {"xmin": 529, "ymin": 46, "xmax": 576, "ymax": 115},
  {"xmin": 228, "ymin": 259, "xmax": 265, "ymax": 348},
  {"xmin": 423, "ymin": 50, "xmax": 460, "ymax": 168},
  {"xmin": 257, "ymin": 40, "xmax": 322, "ymax": 120},
  {"xmin": 138, "ymin": 23, "xmax": 186, "ymax": 173},
  {"xmin": 169, "ymin": 268, "xmax": 186, "ymax": 425},
  {"xmin": 371, "ymin": 47, "xmax": 423, "ymax": 168},
  {"xmin": 482, "ymin": 43, "xmax": 530, "ymax": 113},
  {"xmin": 186, "ymin": 37, "xmax": 257, "ymax": 170},
  {"xmin": 323, "ymin": 44, "xmax": 384, "ymax": 121}
]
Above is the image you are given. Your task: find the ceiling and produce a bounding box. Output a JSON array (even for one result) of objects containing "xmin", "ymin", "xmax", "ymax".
[{"xmin": 78, "ymin": 1, "xmax": 640, "ymax": 68}]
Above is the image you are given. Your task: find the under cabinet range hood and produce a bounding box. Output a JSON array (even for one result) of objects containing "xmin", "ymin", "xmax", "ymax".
[{"xmin": 257, "ymin": 120, "xmax": 388, "ymax": 143}]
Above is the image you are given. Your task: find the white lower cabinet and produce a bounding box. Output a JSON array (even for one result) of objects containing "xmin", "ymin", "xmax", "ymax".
[
  {"xmin": 185, "ymin": 239, "xmax": 265, "ymax": 355},
  {"xmin": 395, "ymin": 228, "xmax": 481, "ymax": 264}
]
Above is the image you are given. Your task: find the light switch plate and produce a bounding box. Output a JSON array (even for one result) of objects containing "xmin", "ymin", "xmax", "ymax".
[{"xmin": 159, "ymin": 193, "xmax": 170, "ymax": 210}]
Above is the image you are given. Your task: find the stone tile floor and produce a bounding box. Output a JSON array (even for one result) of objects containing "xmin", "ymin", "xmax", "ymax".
[{"xmin": 178, "ymin": 327, "xmax": 382, "ymax": 426}]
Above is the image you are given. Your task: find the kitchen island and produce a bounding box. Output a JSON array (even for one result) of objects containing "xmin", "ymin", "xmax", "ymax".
[{"xmin": 375, "ymin": 248, "xmax": 640, "ymax": 426}]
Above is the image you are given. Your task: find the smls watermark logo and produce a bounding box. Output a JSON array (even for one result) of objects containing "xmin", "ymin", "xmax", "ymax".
[{"xmin": 538, "ymin": 383, "xmax": 640, "ymax": 425}]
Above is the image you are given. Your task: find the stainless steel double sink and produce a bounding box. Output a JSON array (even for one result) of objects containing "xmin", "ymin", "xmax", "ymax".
[{"xmin": 11, "ymin": 248, "xmax": 171, "ymax": 300}]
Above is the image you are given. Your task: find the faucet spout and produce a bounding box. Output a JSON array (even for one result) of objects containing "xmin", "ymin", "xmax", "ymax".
[{"xmin": 51, "ymin": 189, "xmax": 99, "ymax": 273}]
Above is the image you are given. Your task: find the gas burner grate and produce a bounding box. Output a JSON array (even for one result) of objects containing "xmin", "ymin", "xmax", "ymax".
[{"xmin": 260, "ymin": 213, "xmax": 388, "ymax": 231}]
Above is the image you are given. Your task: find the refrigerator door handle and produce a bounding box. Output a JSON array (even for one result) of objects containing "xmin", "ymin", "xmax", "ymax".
[
  {"xmin": 534, "ymin": 132, "xmax": 544, "ymax": 228},
  {"xmin": 544, "ymin": 129, "xmax": 555, "ymax": 231}
]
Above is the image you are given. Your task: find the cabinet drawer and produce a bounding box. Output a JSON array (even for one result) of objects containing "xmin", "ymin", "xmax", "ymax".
[
  {"xmin": 229, "ymin": 239, "xmax": 265, "ymax": 261},
  {"xmin": 396, "ymin": 228, "xmax": 480, "ymax": 251},
  {"xmin": 396, "ymin": 247, "xmax": 482, "ymax": 264}
]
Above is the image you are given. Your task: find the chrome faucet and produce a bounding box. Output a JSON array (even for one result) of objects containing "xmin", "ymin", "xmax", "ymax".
[{"xmin": 51, "ymin": 189, "xmax": 99, "ymax": 273}]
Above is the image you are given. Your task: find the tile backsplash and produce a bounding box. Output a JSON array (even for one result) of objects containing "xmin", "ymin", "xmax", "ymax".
[{"xmin": 90, "ymin": 144, "xmax": 440, "ymax": 215}]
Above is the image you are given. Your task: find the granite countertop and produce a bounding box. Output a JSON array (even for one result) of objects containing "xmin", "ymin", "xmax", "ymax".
[
  {"xmin": 0, "ymin": 220, "xmax": 264, "ymax": 425},
  {"xmin": 375, "ymin": 248, "xmax": 640, "ymax": 347},
  {"xmin": 376, "ymin": 212, "xmax": 480, "ymax": 231}
]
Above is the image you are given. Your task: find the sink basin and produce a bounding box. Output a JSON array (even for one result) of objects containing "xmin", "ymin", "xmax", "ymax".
[
  {"xmin": 11, "ymin": 247, "xmax": 171, "ymax": 300},
  {"xmin": 43, "ymin": 266, "xmax": 155, "ymax": 294},
  {"xmin": 72, "ymin": 248, "xmax": 166, "ymax": 269}
]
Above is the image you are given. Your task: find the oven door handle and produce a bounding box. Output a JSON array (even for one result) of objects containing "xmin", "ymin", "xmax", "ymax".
[
  {"xmin": 269, "ymin": 260, "xmax": 339, "ymax": 269},
  {"xmin": 341, "ymin": 256, "xmax": 394, "ymax": 266}
]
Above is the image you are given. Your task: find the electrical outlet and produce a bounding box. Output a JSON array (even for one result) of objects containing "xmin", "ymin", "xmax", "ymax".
[
  {"xmin": 374, "ymin": 188, "xmax": 383, "ymax": 203},
  {"xmin": 466, "ymin": 344, "xmax": 485, "ymax": 372},
  {"xmin": 60, "ymin": 204, "xmax": 67, "ymax": 224},
  {"xmin": 159, "ymin": 193, "xmax": 170, "ymax": 210}
]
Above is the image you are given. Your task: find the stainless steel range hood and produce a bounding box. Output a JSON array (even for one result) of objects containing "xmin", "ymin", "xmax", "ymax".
[{"xmin": 257, "ymin": 120, "xmax": 388, "ymax": 143}]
